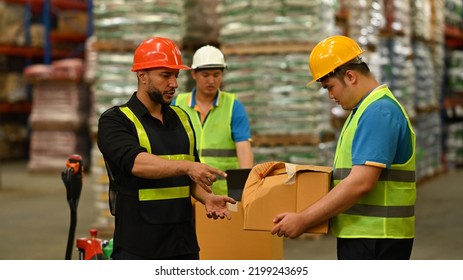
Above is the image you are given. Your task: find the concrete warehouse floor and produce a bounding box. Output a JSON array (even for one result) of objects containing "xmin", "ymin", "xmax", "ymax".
[{"xmin": 0, "ymin": 160, "xmax": 462, "ymax": 260}]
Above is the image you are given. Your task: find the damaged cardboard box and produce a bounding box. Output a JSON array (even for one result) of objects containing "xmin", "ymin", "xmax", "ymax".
[{"xmin": 242, "ymin": 161, "xmax": 332, "ymax": 234}]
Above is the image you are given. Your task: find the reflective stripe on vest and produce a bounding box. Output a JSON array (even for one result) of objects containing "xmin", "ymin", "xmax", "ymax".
[
  {"xmin": 120, "ymin": 106, "xmax": 195, "ymax": 157},
  {"xmin": 175, "ymin": 91, "xmax": 239, "ymax": 195},
  {"xmin": 171, "ymin": 106, "xmax": 195, "ymax": 157},
  {"xmin": 344, "ymin": 204, "xmax": 414, "ymax": 218},
  {"xmin": 175, "ymin": 92, "xmax": 237, "ymax": 160},
  {"xmin": 334, "ymin": 168, "xmax": 415, "ymax": 183},
  {"xmin": 120, "ymin": 106, "xmax": 152, "ymax": 153},
  {"xmin": 331, "ymin": 85, "xmax": 416, "ymax": 238},
  {"xmin": 159, "ymin": 154, "xmax": 195, "ymax": 161},
  {"xmin": 119, "ymin": 106, "xmax": 195, "ymax": 201},
  {"xmin": 333, "ymin": 168, "xmax": 415, "ymax": 218},
  {"xmin": 201, "ymin": 149, "xmax": 237, "ymax": 157},
  {"xmin": 139, "ymin": 185, "xmax": 190, "ymax": 201}
]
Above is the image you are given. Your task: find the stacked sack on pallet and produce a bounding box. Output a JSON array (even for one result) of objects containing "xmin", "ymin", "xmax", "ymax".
[
  {"xmin": 88, "ymin": 0, "xmax": 188, "ymax": 232},
  {"xmin": 25, "ymin": 58, "xmax": 90, "ymax": 172},
  {"xmin": 444, "ymin": 50, "xmax": 463, "ymax": 169},
  {"xmin": 410, "ymin": 0, "xmax": 445, "ymax": 180},
  {"xmin": 218, "ymin": 0, "xmax": 333, "ymax": 45},
  {"xmin": 92, "ymin": 0, "xmax": 184, "ymax": 44},
  {"xmin": 347, "ymin": 0, "xmax": 446, "ymax": 181},
  {"xmin": 183, "ymin": 0, "xmax": 220, "ymax": 47},
  {"xmin": 218, "ymin": 0, "xmax": 338, "ymax": 166},
  {"xmin": 89, "ymin": 0, "xmax": 189, "ymax": 136}
]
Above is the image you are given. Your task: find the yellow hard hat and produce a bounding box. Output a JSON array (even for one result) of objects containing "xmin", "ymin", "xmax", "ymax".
[{"xmin": 307, "ymin": 35, "xmax": 365, "ymax": 86}]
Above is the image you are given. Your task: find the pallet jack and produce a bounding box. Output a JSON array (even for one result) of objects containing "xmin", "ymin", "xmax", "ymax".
[{"xmin": 61, "ymin": 154, "xmax": 109, "ymax": 260}]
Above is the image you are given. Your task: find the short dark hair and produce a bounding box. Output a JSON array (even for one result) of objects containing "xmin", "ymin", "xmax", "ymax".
[
  {"xmin": 319, "ymin": 57, "xmax": 370, "ymax": 83},
  {"xmin": 193, "ymin": 67, "xmax": 225, "ymax": 72}
]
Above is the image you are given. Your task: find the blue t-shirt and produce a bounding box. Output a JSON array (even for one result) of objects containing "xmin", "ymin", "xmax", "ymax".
[
  {"xmin": 172, "ymin": 89, "xmax": 251, "ymax": 143},
  {"xmin": 351, "ymin": 96, "xmax": 412, "ymax": 168}
]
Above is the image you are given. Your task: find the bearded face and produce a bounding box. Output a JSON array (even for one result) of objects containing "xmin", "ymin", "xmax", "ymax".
[{"xmin": 146, "ymin": 77, "xmax": 175, "ymax": 105}]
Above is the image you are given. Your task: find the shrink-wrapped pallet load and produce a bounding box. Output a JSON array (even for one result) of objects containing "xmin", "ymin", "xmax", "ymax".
[{"xmin": 25, "ymin": 59, "xmax": 91, "ymax": 172}]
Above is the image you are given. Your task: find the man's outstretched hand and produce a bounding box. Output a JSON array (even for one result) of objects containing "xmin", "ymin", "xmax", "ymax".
[{"xmin": 204, "ymin": 195, "xmax": 237, "ymax": 220}]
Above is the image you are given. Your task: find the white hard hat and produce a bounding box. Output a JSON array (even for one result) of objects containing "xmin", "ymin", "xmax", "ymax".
[{"xmin": 191, "ymin": 45, "xmax": 227, "ymax": 70}]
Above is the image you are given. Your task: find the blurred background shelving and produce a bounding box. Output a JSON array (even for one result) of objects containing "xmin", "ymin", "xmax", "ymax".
[{"xmin": 1, "ymin": 0, "xmax": 463, "ymax": 233}]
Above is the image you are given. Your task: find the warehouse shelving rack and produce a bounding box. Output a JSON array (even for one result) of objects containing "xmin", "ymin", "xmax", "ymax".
[
  {"xmin": 1, "ymin": 0, "xmax": 93, "ymax": 63},
  {"xmin": 0, "ymin": 0, "xmax": 93, "ymax": 163}
]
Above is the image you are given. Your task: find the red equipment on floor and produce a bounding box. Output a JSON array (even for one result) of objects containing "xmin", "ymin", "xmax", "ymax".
[
  {"xmin": 76, "ymin": 229, "xmax": 105, "ymax": 260},
  {"xmin": 61, "ymin": 154, "xmax": 109, "ymax": 260}
]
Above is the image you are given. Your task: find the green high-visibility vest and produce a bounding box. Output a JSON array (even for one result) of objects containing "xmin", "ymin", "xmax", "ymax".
[
  {"xmin": 175, "ymin": 91, "xmax": 239, "ymax": 195},
  {"xmin": 119, "ymin": 106, "xmax": 195, "ymax": 201},
  {"xmin": 331, "ymin": 86, "xmax": 416, "ymax": 238}
]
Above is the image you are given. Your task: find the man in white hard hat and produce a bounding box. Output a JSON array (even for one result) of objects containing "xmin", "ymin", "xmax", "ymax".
[{"xmin": 173, "ymin": 45, "xmax": 254, "ymax": 195}]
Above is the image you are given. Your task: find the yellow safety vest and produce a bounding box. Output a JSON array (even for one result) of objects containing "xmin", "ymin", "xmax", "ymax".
[
  {"xmin": 119, "ymin": 105, "xmax": 195, "ymax": 201},
  {"xmin": 331, "ymin": 86, "xmax": 416, "ymax": 238},
  {"xmin": 175, "ymin": 91, "xmax": 239, "ymax": 195}
]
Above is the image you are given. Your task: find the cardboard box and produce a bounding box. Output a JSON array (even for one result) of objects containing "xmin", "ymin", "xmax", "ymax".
[
  {"xmin": 242, "ymin": 162, "xmax": 332, "ymax": 234},
  {"xmin": 194, "ymin": 201, "xmax": 283, "ymax": 260},
  {"xmin": 57, "ymin": 11, "xmax": 88, "ymax": 34}
]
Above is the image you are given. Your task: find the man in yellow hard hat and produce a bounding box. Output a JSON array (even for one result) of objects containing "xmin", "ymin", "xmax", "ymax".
[
  {"xmin": 271, "ymin": 35, "xmax": 416, "ymax": 260},
  {"xmin": 97, "ymin": 37, "xmax": 236, "ymax": 260},
  {"xmin": 173, "ymin": 45, "xmax": 254, "ymax": 195}
]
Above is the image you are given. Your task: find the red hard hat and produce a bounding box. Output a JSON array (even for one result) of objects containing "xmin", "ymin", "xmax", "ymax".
[{"xmin": 131, "ymin": 37, "xmax": 190, "ymax": 72}]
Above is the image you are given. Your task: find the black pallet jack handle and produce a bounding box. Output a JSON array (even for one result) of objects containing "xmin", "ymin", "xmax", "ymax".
[{"xmin": 61, "ymin": 154, "xmax": 84, "ymax": 260}]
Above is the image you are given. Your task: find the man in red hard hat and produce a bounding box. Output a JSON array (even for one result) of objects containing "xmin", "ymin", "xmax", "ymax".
[{"xmin": 97, "ymin": 37, "xmax": 236, "ymax": 260}]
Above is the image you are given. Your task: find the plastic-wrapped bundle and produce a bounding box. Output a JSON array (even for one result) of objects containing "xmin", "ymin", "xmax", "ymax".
[
  {"xmin": 383, "ymin": 0, "xmax": 412, "ymax": 37},
  {"xmin": 361, "ymin": 48, "xmax": 383, "ymax": 86},
  {"xmin": 413, "ymin": 41, "xmax": 439, "ymax": 110},
  {"xmin": 347, "ymin": 0, "xmax": 385, "ymax": 48},
  {"xmin": 28, "ymin": 130, "xmax": 90, "ymax": 172},
  {"xmin": 346, "ymin": 0, "xmax": 385, "ymax": 84},
  {"xmin": 379, "ymin": 37, "xmax": 416, "ymax": 119},
  {"xmin": 447, "ymin": 50, "xmax": 463, "ymax": 93},
  {"xmin": 218, "ymin": 0, "xmax": 335, "ymax": 45},
  {"xmin": 444, "ymin": 0, "xmax": 462, "ymax": 29},
  {"xmin": 183, "ymin": 0, "xmax": 220, "ymax": 47},
  {"xmin": 410, "ymin": 0, "xmax": 432, "ymax": 41},
  {"xmin": 414, "ymin": 111, "xmax": 443, "ymax": 181},
  {"xmin": 430, "ymin": 0, "xmax": 445, "ymax": 44},
  {"xmin": 93, "ymin": 0, "xmax": 184, "ymax": 44},
  {"xmin": 0, "ymin": 3, "xmax": 26, "ymax": 46},
  {"xmin": 252, "ymin": 141, "xmax": 336, "ymax": 167},
  {"xmin": 222, "ymin": 53, "xmax": 333, "ymax": 137},
  {"xmin": 445, "ymin": 123, "xmax": 463, "ymax": 169},
  {"xmin": 431, "ymin": 43, "xmax": 445, "ymax": 103}
]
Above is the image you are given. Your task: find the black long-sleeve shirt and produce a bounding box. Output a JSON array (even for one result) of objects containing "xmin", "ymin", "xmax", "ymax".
[{"xmin": 97, "ymin": 93, "xmax": 200, "ymax": 259}]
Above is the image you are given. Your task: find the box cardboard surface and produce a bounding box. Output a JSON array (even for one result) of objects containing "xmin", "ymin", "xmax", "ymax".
[
  {"xmin": 194, "ymin": 201, "xmax": 283, "ymax": 260},
  {"xmin": 57, "ymin": 11, "xmax": 88, "ymax": 34},
  {"xmin": 242, "ymin": 163, "xmax": 332, "ymax": 234}
]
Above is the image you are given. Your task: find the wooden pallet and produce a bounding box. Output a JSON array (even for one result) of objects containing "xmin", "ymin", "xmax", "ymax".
[
  {"xmin": 92, "ymin": 40, "xmax": 315, "ymax": 55},
  {"xmin": 91, "ymin": 39, "xmax": 199, "ymax": 53},
  {"xmin": 91, "ymin": 40, "xmax": 138, "ymax": 52}
]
